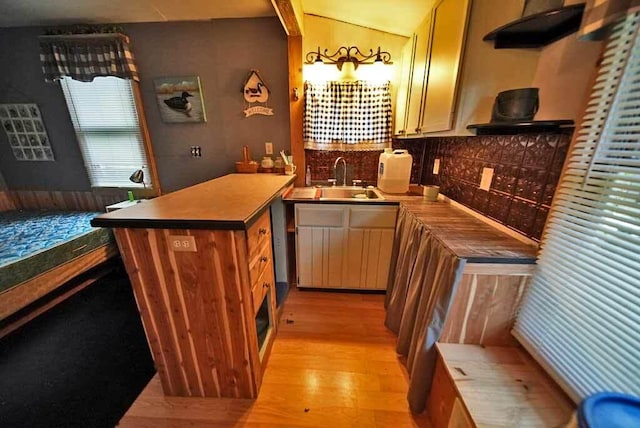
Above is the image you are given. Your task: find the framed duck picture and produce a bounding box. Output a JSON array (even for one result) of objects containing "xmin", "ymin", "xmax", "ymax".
[{"xmin": 154, "ymin": 76, "xmax": 206, "ymax": 123}]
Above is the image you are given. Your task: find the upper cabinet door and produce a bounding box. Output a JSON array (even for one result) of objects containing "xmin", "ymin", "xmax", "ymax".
[
  {"xmin": 405, "ymin": 13, "xmax": 433, "ymax": 136},
  {"xmin": 420, "ymin": 0, "xmax": 471, "ymax": 133},
  {"xmin": 394, "ymin": 35, "xmax": 417, "ymax": 136}
]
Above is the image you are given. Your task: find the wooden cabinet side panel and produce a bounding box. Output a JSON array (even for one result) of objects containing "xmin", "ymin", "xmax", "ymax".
[
  {"xmin": 428, "ymin": 355, "xmax": 459, "ymax": 428},
  {"xmin": 114, "ymin": 228, "xmax": 191, "ymax": 397},
  {"xmin": 376, "ymin": 229, "xmax": 395, "ymax": 290},
  {"xmin": 440, "ymin": 272, "xmax": 531, "ymax": 346},
  {"xmin": 114, "ymin": 227, "xmax": 258, "ymax": 398}
]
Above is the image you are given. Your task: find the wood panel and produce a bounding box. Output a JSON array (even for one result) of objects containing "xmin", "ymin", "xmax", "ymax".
[
  {"xmin": 435, "ymin": 343, "xmax": 574, "ymax": 427},
  {"xmin": 427, "ymin": 355, "xmax": 458, "ymax": 428},
  {"xmin": 0, "ymin": 261, "xmax": 116, "ymax": 339},
  {"xmin": 287, "ymin": 35, "xmax": 304, "ymax": 187},
  {"xmin": 440, "ymin": 272, "xmax": 531, "ymax": 346},
  {"xmin": 120, "ymin": 287, "xmax": 432, "ymax": 427},
  {"xmin": 383, "ymin": 199, "xmax": 539, "ymax": 262},
  {"xmin": 0, "ymin": 191, "xmax": 16, "ymax": 211},
  {"xmin": 113, "ymin": 227, "xmax": 261, "ymax": 398},
  {"xmin": 0, "ymin": 244, "xmax": 118, "ymax": 320},
  {"xmin": 8, "ymin": 189, "xmax": 129, "ymax": 212}
]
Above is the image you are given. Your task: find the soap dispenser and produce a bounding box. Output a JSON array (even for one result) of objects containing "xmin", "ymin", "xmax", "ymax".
[{"xmin": 305, "ymin": 165, "xmax": 312, "ymax": 186}]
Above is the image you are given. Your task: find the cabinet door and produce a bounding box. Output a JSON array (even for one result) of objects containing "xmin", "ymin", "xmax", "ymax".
[
  {"xmin": 405, "ymin": 12, "xmax": 433, "ymax": 136},
  {"xmin": 394, "ymin": 35, "xmax": 417, "ymax": 135},
  {"xmin": 297, "ymin": 226, "xmax": 347, "ymax": 288},
  {"xmin": 344, "ymin": 228, "xmax": 395, "ymax": 290},
  {"xmin": 420, "ymin": 0, "xmax": 471, "ymax": 133}
]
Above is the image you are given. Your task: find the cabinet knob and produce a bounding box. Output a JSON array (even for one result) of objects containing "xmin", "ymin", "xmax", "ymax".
[
  {"xmin": 260, "ymin": 256, "xmax": 268, "ymax": 262},
  {"xmin": 415, "ymin": 127, "xmax": 421, "ymax": 133},
  {"xmin": 263, "ymin": 282, "xmax": 270, "ymax": 288},
  {"xmin": 259, "ymin": 228, "xmax": 267, "ymax": 235}
]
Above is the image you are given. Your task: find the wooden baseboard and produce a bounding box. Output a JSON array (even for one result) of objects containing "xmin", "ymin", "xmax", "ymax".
[
  {"xmin": 0, "ymin": 244, "xmax": 119, "ymax": 320},
  {"xmin": 0, "ymin": 261, "xmax": 118, "ymax": 339},
  {"xmin": 0, "ymin": 190, "xmax": 16, "ymax": 212}
]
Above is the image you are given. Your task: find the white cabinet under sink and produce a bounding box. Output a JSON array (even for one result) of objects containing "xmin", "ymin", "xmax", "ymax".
[{"xmin": 295, "ymin": 204, "xmax": 398, "ymax": 290}]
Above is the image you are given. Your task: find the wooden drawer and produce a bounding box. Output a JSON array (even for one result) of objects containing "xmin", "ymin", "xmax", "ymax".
[
  {"xmin": 296, "ymin": 204, "xmax": 346, "ymax": 227},
  {"xmin": 247, "ymin": 210, "xmax": 272, "ymax": 262},
  {"xmin": 349, "ymin": 206, "xmax": 398, "ymax": 229},
  {"xmin": 249, "ymin": 237, "xmax": 273, "ymax": 286},
  {"xmin": 251, "ymin": 259, "xmax": 274, "ymax": 315}
]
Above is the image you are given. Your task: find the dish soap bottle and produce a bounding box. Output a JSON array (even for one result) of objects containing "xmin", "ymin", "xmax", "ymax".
[{"xmin": 305, "ymin": 165, "xmax": 312, "ymax": 186}]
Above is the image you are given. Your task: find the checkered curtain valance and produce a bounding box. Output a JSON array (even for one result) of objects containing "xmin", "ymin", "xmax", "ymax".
[
  {"xmin": 304, "ymin": 81, "xmax": 392, "ymax": 151},
  {"xmin": 39, "ymin": 34, "xmax": 139, "ymax": 83}
]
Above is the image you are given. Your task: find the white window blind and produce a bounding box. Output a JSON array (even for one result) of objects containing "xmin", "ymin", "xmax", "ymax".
[
  {"xmin": 514, "ymin": 12, "xmax": 640, "ymax": 403},
  {"xmin": 61, "ymin": 76, "xmax": 151, "ymax": 188}
]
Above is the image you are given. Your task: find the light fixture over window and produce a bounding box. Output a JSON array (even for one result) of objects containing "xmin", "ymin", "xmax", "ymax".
[{"xmin": 305, "ymin": 46, "xmax": 392, "ymax": 70}]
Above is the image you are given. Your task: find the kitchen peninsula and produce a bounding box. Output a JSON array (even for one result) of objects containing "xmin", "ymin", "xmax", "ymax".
[{"xmin": 92, "ymin": 174, "xmax": 295, "ymax": 399}]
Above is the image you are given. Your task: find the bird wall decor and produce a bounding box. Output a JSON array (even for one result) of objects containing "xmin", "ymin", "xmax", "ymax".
[
  {"xmin": 164, "ymin": 91, "xmax": 193, "ymax": 116},
  {"xmin": 153, "ymin": 76, "xmax": 206, "ymax": 123},
  {"xmin": 242, "ymin": 70, "xmax": 273, "ymax": 117}
]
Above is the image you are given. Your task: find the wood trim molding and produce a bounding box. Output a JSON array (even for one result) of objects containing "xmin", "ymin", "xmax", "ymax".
[
  {"xmin": 0, "ymin": 244, "xmax": 118, "ymax": 321},
  {"xmin": 132, "ymin": 82, "xmax": 162, "ymax": 196},
  {"xmin": 0, "ymin": 191, "xmax": 16, "ymax": 212},
  {"xmin": 271, "ymin": 0, "xmax": 303, "ymax": 36},
  {"xmin": 9, "ymin": 189, "xmax": 128, "ymax": 212},
  {"xmin": 462, "ymin": 263, "xmax": 536, "ymax": 276},
  {"xmin": 288, "ymin": 36, "xmax": 305, "ymax": 187}
]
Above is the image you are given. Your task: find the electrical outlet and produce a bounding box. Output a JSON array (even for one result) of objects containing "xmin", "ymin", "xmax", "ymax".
[
  {"xmin": 433, "ymin": 158, "xmax": 441, "ymax": 175},
  {"xmin": 190, "ymin": 146, "xmax": 202, "ymax": 157},
  {"xmin": 168, "ymin": 235, "xmax": 197, "ymax": 252},
  {"xmin": 265, "ymin": 142, "xmax": 273, "ymax": 155},
  {"xmin": 480, "ymin": 167, "xmax": 494, "ymax": 191}
]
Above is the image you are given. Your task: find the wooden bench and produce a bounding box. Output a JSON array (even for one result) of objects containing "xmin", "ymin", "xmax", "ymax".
[{"xmin": 428, "ymin": 343, "xmax": 575, "ymax": 427}]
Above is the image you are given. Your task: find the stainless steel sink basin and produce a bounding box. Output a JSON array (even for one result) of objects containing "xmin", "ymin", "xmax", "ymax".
[{"xmin": 319, "ymin": 187, "xmax": 384, "ymax": 201}]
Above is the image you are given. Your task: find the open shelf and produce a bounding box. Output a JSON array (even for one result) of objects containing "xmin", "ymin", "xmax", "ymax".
[
  {"xmin": 467, "ymin": 120, "xmax": 574, "ymax": 135},
  {"xmin": 483, "ymin": 4, "xmax": 586, "ymax": 49}
]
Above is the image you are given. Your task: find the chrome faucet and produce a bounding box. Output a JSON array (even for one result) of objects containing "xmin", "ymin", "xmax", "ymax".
[{"xmin": 333, "ymin": 157, "xmax": 347, "ymax": 186}]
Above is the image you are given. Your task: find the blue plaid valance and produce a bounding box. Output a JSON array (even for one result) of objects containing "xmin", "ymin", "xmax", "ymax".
[
  {"xmin": 39, "ymin": 33, "xmax": 139, "ymax": 83},
  {"xmin": 304, "ymin": 81, "xmax": 392, "ymax": 151}
]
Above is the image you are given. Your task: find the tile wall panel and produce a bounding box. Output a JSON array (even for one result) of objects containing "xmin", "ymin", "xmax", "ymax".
[
  {"xmin": 304, "ymin": 150, "xmax": 382, "ymax": 186},
  {"xmin": 395, "ymin": 131, "xmax": 572, "ymax": 241}
]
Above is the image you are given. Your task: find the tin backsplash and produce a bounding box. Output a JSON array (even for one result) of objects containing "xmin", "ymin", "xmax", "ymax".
[
  {"xmin": 395, "ymin": 132, "xmax": 572, "ymax": 241},
  {"xmin": 304, "ymin": 150, "xmax": 382, "ymax": 185}
]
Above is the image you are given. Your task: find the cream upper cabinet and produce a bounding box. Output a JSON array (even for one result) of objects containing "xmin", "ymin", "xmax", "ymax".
[
  {"xmin": 405, "ymin": 13, "xmax": 433, "ymax": 136},
  {"xmin": 394, "ymin": 0, "xmax": 471, "ymax": 136},
  {"xmin": 394, "ymin": 35, "xmax": 417, "ymax": 135},
  {"xmin": 421, "ymin": 0, "xmax": 471, "ymax": 132}
]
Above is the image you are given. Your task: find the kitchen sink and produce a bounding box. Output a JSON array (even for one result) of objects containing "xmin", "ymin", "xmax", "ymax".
[{"xmin": 319, "ymin": 187, "xmax": 384, "ymax": 201}]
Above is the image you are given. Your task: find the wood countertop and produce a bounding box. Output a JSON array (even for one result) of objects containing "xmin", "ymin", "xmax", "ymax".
[
  {"xmin": 91, "ymin": 174, "xmax": 295, "ymax": 230},
  {"xmin": 397, "ymin": 199, "xmax": 538, "ymax": 263}
]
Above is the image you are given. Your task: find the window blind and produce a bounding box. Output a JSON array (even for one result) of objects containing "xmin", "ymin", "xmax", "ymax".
[
  {"xmin": 513, "ymin": 12, "xmax": 640, "ymax": 402},
  {"xmin": 61, "ymin": 76, "xmax": 151, "ymax": 188}
]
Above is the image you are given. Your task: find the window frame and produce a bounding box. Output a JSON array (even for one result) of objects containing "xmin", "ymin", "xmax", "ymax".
[{"xmin": 60, "ymin": 76, "xmax": 161, "ymax": 196}]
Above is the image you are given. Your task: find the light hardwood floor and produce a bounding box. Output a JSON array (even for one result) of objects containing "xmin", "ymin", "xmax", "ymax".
[{"xmin": 119, "ymin": 287, "xmax": 431, "ymax": 427}]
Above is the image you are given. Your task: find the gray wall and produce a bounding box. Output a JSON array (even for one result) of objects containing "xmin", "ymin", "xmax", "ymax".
[
  {"xmin": 0, "ymin": 27, "xmax": 92, "ymax": 191},
  {"xmin": 0, "ymin": 18, "xmax": 290, "ymax": 193}
]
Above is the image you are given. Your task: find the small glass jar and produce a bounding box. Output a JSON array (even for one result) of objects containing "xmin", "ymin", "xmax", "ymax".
[{"xmin": 261, "ymin": 156, "xmax": 274, "ymax": 169}]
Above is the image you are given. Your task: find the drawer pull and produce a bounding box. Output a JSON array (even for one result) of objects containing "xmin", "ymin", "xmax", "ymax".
[
  {"xmin": 260, "ymin": 256, "xmax": 268, "ymax": 262},
  {"xmin": 259, "ymin": 228, "xmax": 268, "ymax": 235}
]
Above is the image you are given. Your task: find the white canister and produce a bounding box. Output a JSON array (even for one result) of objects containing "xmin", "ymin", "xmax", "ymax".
[
  {"xmin": 261, "ymin": 156, "xmax": 274, "ymax": 169},
  {"xmin": 377, "ymin": 148, "xmax": 413, "ymax": 194}
]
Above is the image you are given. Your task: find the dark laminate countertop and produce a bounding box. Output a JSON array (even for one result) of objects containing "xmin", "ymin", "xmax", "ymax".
[
  {"xmin": 91, "ymin": 174, "xmax": 295, "ymax": 230},
  {"xmin": 284, "ymin": 188, "xmax": 538, "ymax": 264}
]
